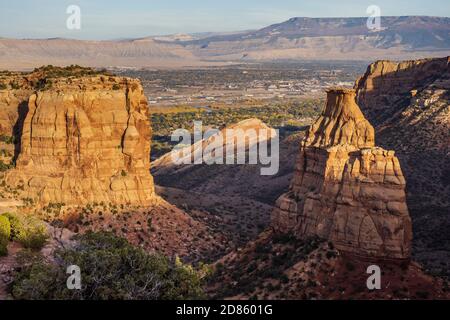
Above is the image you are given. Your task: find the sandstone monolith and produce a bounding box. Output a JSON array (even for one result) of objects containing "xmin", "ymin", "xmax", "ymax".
[
  {"xmin": 272, "ymin": 88, "xmax": 412, "ymax": 260},
  {"xmin": 6, "ymin": 76, "xmax": 156, "ymax": 206}
]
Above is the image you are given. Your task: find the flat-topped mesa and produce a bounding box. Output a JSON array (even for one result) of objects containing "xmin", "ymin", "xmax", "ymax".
[
  {"xmin": 272, "ymin": 88, "xmax": 412, "ymax": 260},
  {"xmin": 306, "ymin": 88, "xmax": 375, "ymax": 149},
  {"xmin": 6, "ymin": 76, "xmax": 157, "ymax": 206}
]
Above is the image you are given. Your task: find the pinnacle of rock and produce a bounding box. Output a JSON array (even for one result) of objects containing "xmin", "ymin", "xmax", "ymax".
[
  {"xmin": 272, "ymin": 87, "xmax": 412, "ymax": 260},
  {"xmin": 305, "ymin": 88, "xmax": 375, "ymax": 149}
]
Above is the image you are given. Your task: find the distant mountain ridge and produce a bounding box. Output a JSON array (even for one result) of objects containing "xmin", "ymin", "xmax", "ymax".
[
  {"xmin": 1, "ymin": 16, "xmax": 449, "ymax": 70},
  {"xmin": 188, "ymin": 16, "xmax": 450, "ymax": 46},
  {"xmin": 185, "ymin": 16, "xmax": 450, "ymax": 62}
]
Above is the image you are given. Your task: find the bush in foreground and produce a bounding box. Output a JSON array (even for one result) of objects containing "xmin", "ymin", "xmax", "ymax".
[
  {"xmin": 16, "ymin": 218, "xmax": 48, "ymax": 250},
  {"xmin": 1, "ymin": 213, "xmax": 48, "ymax": 250},
  {"xmin": 2, "ymin": 212, "xmax": 23, "ymax": 240},
  {"xmin": 0, "ymin": 215, "xmax": 10, "ymax": 256},
  {"xmin": 12, "ymin": 231, "xmax": 210, "ymax": 300}
]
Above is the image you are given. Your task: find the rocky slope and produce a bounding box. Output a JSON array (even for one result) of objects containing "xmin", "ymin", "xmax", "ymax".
[
  {"xmin": 5, "ymin": 74, "xmax": 156, "ymax": 206},
  {"xmin": 152, "ymin": 119, "xmax": 300, "ymax": 248},
  {"xmin": 272, "ymin": 88, "xmax": 412, "ymax": 260},
  {"xmin": 152, "ymin": 119, "xmax": 302, "ymax": 205},
  {"xmin": 209, "ymin": 230, "xmax": 449, "ymax": 300},
  {"xmin": 355, "ymin": 57, "xmax": 450, "ymax": 276}
]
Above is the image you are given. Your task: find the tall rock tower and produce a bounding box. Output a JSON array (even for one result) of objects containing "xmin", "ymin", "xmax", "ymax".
[
  {"xmin": 6, "ymin": 76, "xmax": 156, "ymax": 206},
  {"xmin": 272, "ymin": 88, "xmax": 412, "ymax": 260}
]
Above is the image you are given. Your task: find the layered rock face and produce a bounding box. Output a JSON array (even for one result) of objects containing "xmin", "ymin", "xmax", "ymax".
[
  {"xmin": 355, "ymin": 57, "xmax": 450, "ymax": 125},
  {"xmin": 6, "ymin": 76, "xmax": 156, "ymax": 205},
  {"xmin": 272, "ymin": 88, "xmax": 412, "ymax": 260},
  {"xmin": 0, "ymin": 90, "xmax": 29, "ymax": 136},
  {"xmin": 355, "ymin": 57, "xmax": 450, "ymax": 267},
  {"xmin": 0, "ymin": 75, "xmax": 37, "ymax": 163},
  {"xmin": 0, "ymin": 70, "xmax": 54, "ymax": 137}
]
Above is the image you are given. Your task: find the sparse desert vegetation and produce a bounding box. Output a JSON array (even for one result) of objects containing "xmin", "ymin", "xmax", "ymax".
[
  {"xmin": 0, "ymin": 54, "xmax": 449, "ymax": 302},
  {"xmin": 0, "ymin": 212, "xmax": 49, "ymax": 255},
  {"xmin": 11, "ymin": 231, "xmax": 210, "ymax": 300}
]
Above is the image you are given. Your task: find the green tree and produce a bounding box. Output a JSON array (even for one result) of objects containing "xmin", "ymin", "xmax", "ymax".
[
  {"xmin": 0, "ymin": 215, "xmax": 11, "ymax": 256},
  {"xmin": 12, "ymin": 232, "xmax": 209, "ymax": 300},
  {"xmin": 1, "ymin": 213, "xmax": 48, "ymax": 250}
]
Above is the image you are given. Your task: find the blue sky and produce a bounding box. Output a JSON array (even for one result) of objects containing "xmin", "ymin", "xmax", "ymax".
[{"xmin": 1, "ymin": 0, "xmax": 449, "ymax": 40}]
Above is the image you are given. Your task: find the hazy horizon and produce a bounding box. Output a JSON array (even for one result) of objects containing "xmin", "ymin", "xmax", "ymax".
[
  {"xmin": 1, "ymin": 0, "xmax": 449, "ymax": 40},
  {"xmin": 1, "ymin": 15, "xmax": 450, "ymax": 42}
]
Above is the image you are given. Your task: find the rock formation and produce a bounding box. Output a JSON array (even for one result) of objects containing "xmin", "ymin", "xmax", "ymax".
[
  {"xmin": 152, "ymin": 118, "xmax": 276, "ymax": 175},
  {"xmin": 5, "ymin": 75, "xmax": 156, "ymax": 205},
  {"xmin": 0, "ymin": 90, "xmax": 29, "ymax": 137},
  {"xmin": 272, "ymin": 88, "xmax": 412, "ymax": 260},
  {"xmin": 355, "ymin": 57, "xmax": 450, "ymax": 126},
  {"xmin": 152, "ymin": 118, "xmax": 299, "ymax": 205},
  {"xmin": 355, "ymin": 56, "xmax": 450, "ymax": 269}
]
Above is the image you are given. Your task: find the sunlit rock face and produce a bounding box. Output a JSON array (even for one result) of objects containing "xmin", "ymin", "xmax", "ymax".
[
  {"xmin": 272, "ymin": 88, "xmax": 412, "ymax": 260},
  {"xmin": 6, "ymin": 76, "xmax": 156, "ymax": 206},
  {"xmin": 355, "ymin": 57, "xmax": 450, "ymax": 126}
]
